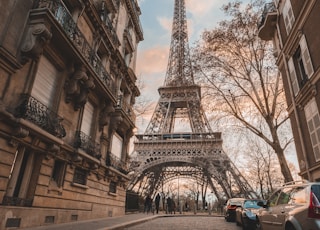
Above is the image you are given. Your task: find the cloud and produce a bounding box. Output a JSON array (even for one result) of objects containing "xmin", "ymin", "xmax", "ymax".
[
  {"xmin": 137, "ymin": 45, "xmax": 169, "ymax": 76},
  {"xmin": 158, "ymin": 16, "xmax": 172, "ymax": 33}
]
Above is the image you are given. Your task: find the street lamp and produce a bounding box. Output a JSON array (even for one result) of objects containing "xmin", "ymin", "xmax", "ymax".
[{"xmin": 177, "ymin": 172, "xmax": 182, "ymax": 214}]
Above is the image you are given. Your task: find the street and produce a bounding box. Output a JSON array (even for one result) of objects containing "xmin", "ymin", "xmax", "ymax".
[{"xmin": 124, "ymin": 216, "xmax": 242, "ymax": 230}]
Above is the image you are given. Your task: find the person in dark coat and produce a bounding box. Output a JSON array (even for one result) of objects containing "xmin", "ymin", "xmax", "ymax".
[
  {"xmin": 155, "ymin": 193, "xmax": 161, "ymax": 214},
  {"xmin": 167, "ymin": 197, "xmax": 173, "ymax": 214},
  {"xmin": 144, "ymin": 194, "xmax": 152, "ymax": 214}
]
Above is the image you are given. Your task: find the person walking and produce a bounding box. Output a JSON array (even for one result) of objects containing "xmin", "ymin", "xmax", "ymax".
[
  {"xmin": 144, "ymin": 194, "xmax": 152, "ymax": 214},
  {"xmin": 155, "ymin": 193, "xmax": 161, "ymax": 214}
]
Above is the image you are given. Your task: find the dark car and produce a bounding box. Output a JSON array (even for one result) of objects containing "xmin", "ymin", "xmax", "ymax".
[
  {"xmin": 224, "ymin": 198, "xmax": 245, "ymax": 222},
  {"xmin": 235, "ymin": 199, "xmax": 265, "ymax": 230},
  {"xmin": 256, "ymin": 180, "xmax": 320, "ymax": 230}
]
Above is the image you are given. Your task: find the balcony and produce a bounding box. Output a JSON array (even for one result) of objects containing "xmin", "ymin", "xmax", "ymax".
[
  {"xmin": 107, "ymin": 152, "xmax": 129, "ymax": 174},
  {"xmin": 74, "ymin": 131, "xmax": 101, "ymax": 160},
  {"xmin": 15, "ymin": 94, "xmax": 66, "ymax": 138},
  {"xmin": 258, "ymin": 2, "xmax": 277, "ymax": 41},
  {"xmin": 33, "ymin": 0, "xmax": 117, "ymax": 97}
]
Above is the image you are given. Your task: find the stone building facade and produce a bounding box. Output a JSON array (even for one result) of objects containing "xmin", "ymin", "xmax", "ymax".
[
  {"xmin": 0, "ymin": 0, "xmax": 143, "ymax": 228},
  {"xmin": 258, "ymin": 0, "xmax": 320, "ymax": 181}
]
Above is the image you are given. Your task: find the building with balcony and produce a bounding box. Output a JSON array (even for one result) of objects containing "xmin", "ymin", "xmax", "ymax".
[
  {"xmin": 0, "ymin": 0, "xmax": 143, "ymax": 228},
  {"xmin": 258, "ymin": 0, "xmax": 320, "ymax": 181}
]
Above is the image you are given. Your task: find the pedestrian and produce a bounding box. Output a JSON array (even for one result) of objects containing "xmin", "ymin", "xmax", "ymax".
[
  {"xmin": 155, "ymin": 193, "xmax": 161, "ymax": 214},
  {"xmin": 144, "ymin": 194, "xmax": 152, "ymax": 214},
  {"xmin": 167, "ymin": 197, "xmax": 172, "ymax": 214}
]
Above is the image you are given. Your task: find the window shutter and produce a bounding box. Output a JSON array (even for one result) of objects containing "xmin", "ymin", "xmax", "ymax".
[
  {"xmin": 31, "ymin": 56, "xmax": 58, "ymax": 107},
  {"xmin": 111, "ymin": 133, "xmax": 123, "ymax": 158},
  {"xmin": 283, "ymin": 0, "xmax": 295, "ymax": 35},
  {"xmin": 300, "ymin": 35, "xmax": 314, "ymax": 78},
  {"xmin": 81, "ymin": 101, "xmax": 94, "ymax": 136},
  {"xmin": 305, "ymin": 99, "xmax": 320, "ymax": 162},
  {"xmin": 288, "ymin": 58, "xmax": 299, "ymax": 96}
]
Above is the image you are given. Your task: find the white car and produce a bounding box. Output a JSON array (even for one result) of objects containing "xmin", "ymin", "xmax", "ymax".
[{"xmin": 256, "ymin": 181, "xmax": 320, "ymax": 230}]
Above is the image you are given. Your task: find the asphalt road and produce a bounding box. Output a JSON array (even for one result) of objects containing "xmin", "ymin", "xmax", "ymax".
[{"xmin": 123, "ymin": 216, "xmax": 242, "ymax": 230}]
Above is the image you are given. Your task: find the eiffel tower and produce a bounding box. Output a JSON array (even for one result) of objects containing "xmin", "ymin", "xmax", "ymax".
[{"xmin": 128, "ymin": 0, "xmax": 256, "ymax": 202}]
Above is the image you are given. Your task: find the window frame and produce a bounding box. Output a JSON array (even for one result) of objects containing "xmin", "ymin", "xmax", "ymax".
[
  {"xmin": 288, "ymin": 57, "xmax": 299, "ymax": 96},
  {"xmin": 31, "ymin": 56, "xmax": 59, "ymax": 108},
  {"xmin": 73, "ymin": 167, "xmax": 88, "ymax": 186},
  {"xmin": 51, "ymin": 160, "xmax": 66, "ymax": 188},
  {"xmin": 109, "ymin": 181, "xmax": 117, "ymax": 194},
  {"xmin": 305, "ymin": 98, "xmax": 320, "ymax": 162},
  {"xmin": 283, "ymin": 0, "xmax": 295, "ymax": 35},
  {"xmin": 80, "ymin": 100, "xmax": 95, "ymax": 137}
]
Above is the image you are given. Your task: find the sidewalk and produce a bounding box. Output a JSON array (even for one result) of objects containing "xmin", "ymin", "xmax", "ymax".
[
  {"xmin": 21, "ymin": 212, "xmax": 222, "ymax": 230},
  {"xmin": 22, "ymin": 213, "xmax": 159, "ymax": 230}
]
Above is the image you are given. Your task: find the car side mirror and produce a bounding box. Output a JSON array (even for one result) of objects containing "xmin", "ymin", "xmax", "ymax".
[{"xmin": 257, "ymin": 201, "xmax": 266, "ymax": 208}]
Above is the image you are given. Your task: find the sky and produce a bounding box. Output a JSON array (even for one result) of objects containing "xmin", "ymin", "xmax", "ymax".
[
  {"xmin": 133, "ymin": 0, "xmax": 300, "ymax": 171},
  {"xmin": 135, "ymin": 0, "xmax": 241, "ymax": 133}
]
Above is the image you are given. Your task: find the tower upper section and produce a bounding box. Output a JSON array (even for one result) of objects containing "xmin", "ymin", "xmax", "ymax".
[{"xmin": 163, "ymin": 0, "xmax": 194, "ymax": 87}]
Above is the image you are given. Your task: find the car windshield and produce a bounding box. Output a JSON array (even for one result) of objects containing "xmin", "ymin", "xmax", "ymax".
[
  {"xmin": 230, "ymin": 200, "xmax": 242, "ymax": 206},
  {"xmin": 243, "ymin": 200, "xmax": 261, "ymax": 209}
]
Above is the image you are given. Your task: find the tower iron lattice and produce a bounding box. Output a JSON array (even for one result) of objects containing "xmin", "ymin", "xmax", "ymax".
[{"xmin": 128, "ymin": 0, "xmax": 256, "ymax": 202}]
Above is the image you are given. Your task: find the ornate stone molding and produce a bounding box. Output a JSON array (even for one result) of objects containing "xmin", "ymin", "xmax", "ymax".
[
  {"xmin": 20, "ymin": 23, "xmax": 52, "ymax": 64},
  {"xmin": 99, "ymin": 102, "xmax": 115, "ymax": 129},
  {"xmin": 65, "ymin": 65, "xmax": 95, "ymax": 110}
]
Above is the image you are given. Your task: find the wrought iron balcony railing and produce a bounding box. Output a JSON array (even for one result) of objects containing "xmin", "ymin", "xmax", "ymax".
[
  {"xmin": 34, "ymin": 0, "xmax": 116, "ymax": 97},
  {"xmin": 258, "ymin": 2, "xmax": 276, "ymax": 29},
  {"xmin": 15, "ymin": 94, "xmax": 66, "ymax": 138},
  {"xmin": 74, "ymin": 131, "xmax": 101, "ymax": 160},
  {"xmin": 106, "ymin": 152, "xmax": 129, "ymax": 174}
]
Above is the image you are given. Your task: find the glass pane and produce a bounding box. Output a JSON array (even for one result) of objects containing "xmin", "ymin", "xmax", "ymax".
[
  {"xmin": 314, "ymin": 146, "xmax": 320, "ymax": 161},
  {"xmin": 314, "ymin": 115, "xmax": 320, "ymax": 128},
  {"xmin": 311, "ymin": 133, "xmax": 317, "ymax": 146},
  {"xmin": 308, "ymin": 120, "xmax": 315, "ymax": 132}
]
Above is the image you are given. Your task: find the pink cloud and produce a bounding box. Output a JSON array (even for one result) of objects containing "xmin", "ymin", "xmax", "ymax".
[{"xmin": 137, "ymin": 45, "xmax": 169, "ymax": 75}]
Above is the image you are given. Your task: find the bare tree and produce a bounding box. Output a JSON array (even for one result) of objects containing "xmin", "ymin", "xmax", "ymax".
[
  {"xmin": 192, "ymin": 0, "xmax": 294, "ymax": 182},
  {"xmin": 134, "ymin": 77, "xmax": 154, "ymax": 117},
  {"xmin": 242, "ymin": 134, "xmax": 284, "ymax": 199}
]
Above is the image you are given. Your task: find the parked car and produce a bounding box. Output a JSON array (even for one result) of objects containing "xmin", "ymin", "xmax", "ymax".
[
  {"xmin": 224, "ymin": 197, "xmax": 245, "ymax": 222},
  {"xmin": 235, "ymin": 199, "xmax": 265, "ymax": 230},
  {"xmin": 256, "ymin": 180, "xmax": 320, "ymax": 230}
]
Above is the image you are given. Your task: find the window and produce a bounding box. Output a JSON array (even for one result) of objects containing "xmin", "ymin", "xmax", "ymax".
[
  {"xmin": 299, "ymin": 35, "xmax": 314, "ymax": 78},
  {"xmin": 111, "ymin": 133, "xmax": 123, "ymax": 159},
  {"xmin": 283, "ymin": 0, "xmax": 295, "ymax": 35},
  {"xmin": 51, "ymin": 160, "xmax": 66, "ymax": 187},
  {"xmin": 305, "ymin": 99, "xmax": 320, "ymax": 161},
  {"xmin": 278, "ymin": 187, "xmax": 293, "ymax": 205},
  {"xmin": 288, "ymin": 187, "xmax": 308, "ymax": 204},
  {"xmin": 268, "ymin": 189, "xmax": 281, "ymax": 207},
  {"xmin": 81, "ymin": 101, "xmax": 94, "ymax": 136},
  {"xmin": 288, "ymin": 58, "xmax": 298, "ymax": 96},
  {"xmin": 109, "ymin": 181, "xmax": 117, "ymax": 194},
  {"xmin": 31, "ymin": 56, "xmax": 58, "ymax": 107},
  {"xmin": 294, "ymin": 47, "xmax": 308, "ymax": 87},
  {"xmin": 73, "ymin": 168, "xmax": 87, "ymax": 185},
  {"xmin": 288, "ymin": 35, "xmax": 314, "ymax": 96}
]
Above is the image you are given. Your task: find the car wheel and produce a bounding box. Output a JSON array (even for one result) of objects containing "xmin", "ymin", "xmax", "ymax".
[
  {"xmin": 241, "ymin": 217, "xmax": 247, "ymax": 230},
  {"xmin": 285, "ymin": 223, "xmax": 296, "ymax": 230}
]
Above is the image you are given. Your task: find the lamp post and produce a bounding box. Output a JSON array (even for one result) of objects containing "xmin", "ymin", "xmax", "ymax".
[
  {"xmin": 178, "ymin": 173, "xmax": 179, "ymax": 207},
  {"xmin": 177, "ymin": 172, "xmax": 182, "ymax": 214}
]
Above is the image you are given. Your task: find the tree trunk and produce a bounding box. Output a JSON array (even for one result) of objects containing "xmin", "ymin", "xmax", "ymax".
[{"xmin": 273, "ymin": 142, "xmax": 293, "ymax": 182}]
